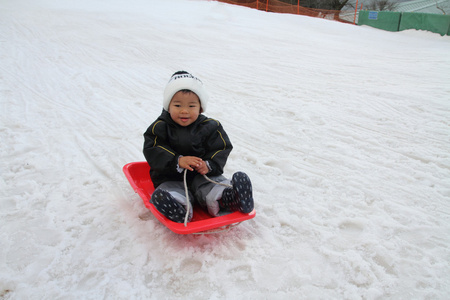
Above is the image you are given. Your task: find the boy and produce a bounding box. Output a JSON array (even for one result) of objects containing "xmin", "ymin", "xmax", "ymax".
[{"xmin": 143, "ymin": 71, "xmax": 254, "ymax": 223}]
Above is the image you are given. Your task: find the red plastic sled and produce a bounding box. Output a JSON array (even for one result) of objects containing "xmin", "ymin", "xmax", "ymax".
[{"xmin": 123, "ymin": 162, "xmax": 255, "ymax": 234}]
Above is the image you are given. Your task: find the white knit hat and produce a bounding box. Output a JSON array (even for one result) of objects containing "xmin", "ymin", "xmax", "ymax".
[{"xmin": 163, "ymin": 71, "xmax": 208, "ymax": 112}]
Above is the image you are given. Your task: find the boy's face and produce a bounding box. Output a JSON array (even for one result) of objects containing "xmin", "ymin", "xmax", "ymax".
[{"xmin": 168, "ymin": 91, "xmax": 201, "ymax": 127}]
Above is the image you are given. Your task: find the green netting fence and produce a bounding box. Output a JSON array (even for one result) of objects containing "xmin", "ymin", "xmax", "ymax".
[{"xmin": 358, "ymin": 11, "xmax": 450, "ymax": 36}]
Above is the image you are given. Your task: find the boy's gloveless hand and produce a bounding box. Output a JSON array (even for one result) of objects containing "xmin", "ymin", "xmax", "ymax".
[
  {"xmin": 194, "ymin": 160, "xmax": 209, "ymax": 175},
  {"xmin": 179, "ymin": 156, "xmax": 209, "ymax": 175}
]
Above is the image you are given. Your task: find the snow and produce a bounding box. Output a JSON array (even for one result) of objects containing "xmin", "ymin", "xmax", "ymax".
[{"xmin": 1, "ymin": 0, "xmax": 450, "ymax": 298}]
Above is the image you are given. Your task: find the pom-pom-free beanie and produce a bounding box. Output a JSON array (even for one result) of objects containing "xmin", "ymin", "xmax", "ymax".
[{"xmin": 163, "ymin": 71, "xmax": 208, "ymax": 112}]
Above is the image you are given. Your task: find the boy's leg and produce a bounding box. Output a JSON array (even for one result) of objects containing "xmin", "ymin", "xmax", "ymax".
[
  {"xmin": 151, "ymin": 181, "xmax": 193, "ymax": 223},
  {"xmin": 192, "ymin": 175, "xmax": 229, "ymax": 217}
]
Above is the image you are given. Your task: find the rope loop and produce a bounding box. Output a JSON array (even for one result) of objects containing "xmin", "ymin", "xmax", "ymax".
[
  {"xmin": 182, "ymin": 170, "xmax": 233, "ymax": 227},
  {"xmin": 202, "ymin": 174, "xmax": 232, "ymax": 188},
  {"xmin": 183, "ymin": 169, "xmax": 190, "ymax": 226}
]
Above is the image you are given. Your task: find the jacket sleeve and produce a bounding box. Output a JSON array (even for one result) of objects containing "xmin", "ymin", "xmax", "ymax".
[
  {"xmin": 143, "ymin": 120, "xmax": 180, "ymax": 175},
  {"xmin": 203, "ymin": 120, "xmax": 233, "ymax": 176}
]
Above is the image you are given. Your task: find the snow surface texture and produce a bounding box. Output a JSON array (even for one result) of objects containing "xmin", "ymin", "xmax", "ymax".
[{"xmin": 1, "ymin": 0, "xmax": 450, "ymax": 299}]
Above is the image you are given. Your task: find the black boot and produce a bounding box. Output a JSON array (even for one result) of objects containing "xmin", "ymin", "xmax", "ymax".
[
  {"xmin": 220, "ymin": 172, "xmax": 254, "ymax": 213},
  {"xmin": 220, "ymin": 187, "xmax": 239, "ymax": 211},
  {"xmin": 151, "ymin": 189, "xmax": 186, "ymax": 223}
]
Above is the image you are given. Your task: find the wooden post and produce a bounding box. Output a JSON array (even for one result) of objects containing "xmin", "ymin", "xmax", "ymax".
[
  {"xmin": 298, "ymin": 0, "xmax": 300, "ymax": 15},
  {"xmin": 266, "ymin": 0, "xmax": 269, "ymax": 12}
]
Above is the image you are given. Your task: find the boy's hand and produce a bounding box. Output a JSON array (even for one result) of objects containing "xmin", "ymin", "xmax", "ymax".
[
  {"xmin": 194, "ymin": 160, "xmax": 209, "ymax": 175},
  {"xmin": 179, "ymin": 156, "xmax": 203, "ymax": 172},
  {"xmin": 179, "ymin": 156, "xmax": 209, "ymax": 175}
]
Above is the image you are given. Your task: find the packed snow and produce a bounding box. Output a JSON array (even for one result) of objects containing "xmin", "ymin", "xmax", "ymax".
[{"xmin": 1, "ymin": 0, "xmax": 450, "ymax": 298}]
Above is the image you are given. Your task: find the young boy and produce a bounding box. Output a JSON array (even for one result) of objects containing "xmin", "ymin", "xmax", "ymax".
[{"xmin": 143, "ymin": 71, "xmax": 254, "ymax": 223}]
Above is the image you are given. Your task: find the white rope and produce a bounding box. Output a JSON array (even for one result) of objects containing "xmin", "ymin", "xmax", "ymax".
[
  {"xmin": 202, "ymin": 174, "xmax": 232, "ymax": 188},
  {"xmin": 192, "ymin": 222, "xmax": 241, "ymax": 235},
  {"xmin": 182, "ymin": 170, "xmax": 232, "ymax": 227},
  {"xmin": 183, "ymin": 169, "xmax": 190, "ymax": 227}
]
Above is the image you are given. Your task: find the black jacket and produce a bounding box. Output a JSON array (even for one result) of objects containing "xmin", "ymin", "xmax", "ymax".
[{"xmin": 143, "ymin": 110, "xmax": 233, "ymax": 187}]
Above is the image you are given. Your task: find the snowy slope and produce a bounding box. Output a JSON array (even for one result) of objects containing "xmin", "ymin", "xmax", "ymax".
[{"xmin": 1, "ymin": 0, "xmax": 450, "ymax": 299}]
